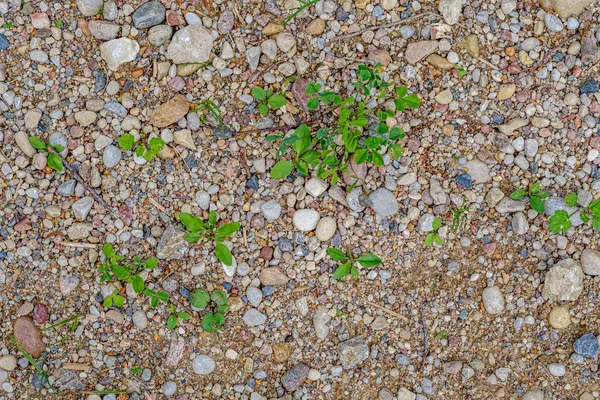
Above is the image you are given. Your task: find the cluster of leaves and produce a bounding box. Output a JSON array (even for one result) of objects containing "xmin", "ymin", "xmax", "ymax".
[
  {"xmin": 167, "ymin": 304, "xmax": 191, "ymax": 330},
  {"xmin": 327, "ymin": 247, "xmax": 382, "ymax": 280},
  {"xmin": 510, "ymin": 182, "xmax": 548, "ymax": 213},
  {"xmin": 190, "ymin": 288, "xmax": 229, "ymax": 332},
  {"xmin": 118, "ymin": 134, "xmax": 166, "ymax": 162},
  {"xmin": 424, "ymin": 217, "xmax": 443, "ymax": 246},
  {"xmin": 3, "ymin": 21, "xmax": 13, "ymax": 29},
  {"xmin": 178, "ymin": 211, "xmax": 240, "ymax": 266},
  {"xmin": 252, "ymin": 87, "xmax": 287, "ymax": 116},
  {"xmin": 269, "ymin": 64, "xmax": 419, "ymax": 185},
  {"xmin": 548, "ymin": 193, "xmax": 600, "ymax": 233},
  {"xmin": 28, "ymin": 136, "xmax": 64, "ymax": 172},
  {"xmin": 455, "ymin": 65, "xmax": 468, "ymax": 79},
  {"xmin": 99, "ymin": 243, "xmax": 165, "ymax": 306}
]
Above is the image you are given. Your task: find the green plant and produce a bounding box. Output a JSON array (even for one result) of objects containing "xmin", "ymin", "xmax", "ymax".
[
  {"xmin": 283, "ymin": 0, "xmax": 320, "ymax": 26},
  {"xmin": 548, "ymin": 194, "xmax": 600, "ymax": 233},
  {"xmin": 510, "ymin": 182, "xmax": 548, "ymax": 214},
  {"xmin": 10, "ymin": 336, "xmax": 53, "ymax": 390},
  {"xmin": 3, "ymin": 21, "xmax": 13, "ymax": 29},
  {"xmin": 144, "ymin": 288, "xmax": 170, "ymax": 308},
  {"xmin": 435, "ymin": 330, "xmax": 449, "ymax": 340},
  {"xmin": 190, "ymin": 289, "xmax": 229, "ymax": 332},
  {"xmin": 192, "ymin": 99, "xmax": 224, "ymax": 127},
  {"xmin": 167, "ymin": 304, "xmax": 191, "ymax": 330},
  {"xmin": 28, "ymin": 136, "xmax": 64, "ymax": 171},
  {"xmin": 268, "ymin": 64, "xmax": 419, "ymax": 184},
  {"xmin": 130, "ymin": 366, "xmax": 143, "ymax": 375},
  {"xmin": 54, "ymin": 20, "xmax": 63, "ymax": 28},
  {"xmin": 424, "ymin": 217, "xmax": 443, "ymax": 246},
  {"xmin": 178, "ymin": 211, "xmax": 240, "ymax": 266},
  {"xmin": 455, "ymin": 65, "xmax": 467, "ymax": 79},
  {"xmin": 451, "ymin": 196, "xmax": 470, "ymax": 232},
  {"xmin": 327, "ymin": 247, "xmax": 382, "ymax": 280},
  {"xmin": 251, "ymin": 87, "xmax": 287, "ymax": 116},
  {"xmin": 118, "ymin": 134, "xmax": 165, "ymax": 162},
  {"xmin": 40, "ymin": 315, "xmax": 80, "ymax": 333},
  {"xmin": 103, "ymin": 289, "xmax": 125, "ymax": 307}
]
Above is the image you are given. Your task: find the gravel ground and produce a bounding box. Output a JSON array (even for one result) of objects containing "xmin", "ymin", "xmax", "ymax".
[{"xmin": 1, "ymin": 0, "xmax": 600, "ymax": 399}]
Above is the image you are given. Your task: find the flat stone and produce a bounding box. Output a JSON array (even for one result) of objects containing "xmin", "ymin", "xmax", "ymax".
[
  {"xmin": 438, "ymin": 0, "xmax": 462, "ymax": 25},
  {"xmin": 167, "ymin": 25, "xmax": 214, "ymax": 64},
  {"xmin": 543, "ymin": 258, "xmax": 584, "ymax": 301},
  {"xmin": 426, "ymin": 54, "xmax": 455, "ymax": 70},
  {"xmin": 435, "ymin": 88, "xmax": 453, "ymax": 104},
  {"xmin": 156, "ymin": 224, "xmax": 189, "ymax": 260},
  {"xmin": 192, "ymin": 355, "xmax": 215, "ymax": 375},
  {"xmin": 495, "ymin": 198, "xmax": 526, "ymax": 213},
  {"xmin": 76, "ymin": 0, "xmax": 103, "ymax": 16},
  {"xmin": 549, "ymin": 305, "xmax": 571, "ymax": 329},
  {"xmin": 337, "ymin": 337, "xmax": 369, "ymax": 369},
  {"xmin": 132, "ymin": 1, "xmax": 166, "ymax": 28},
  {"xmin": 281, "ymin": 363, "xmax": 309, "ymax": 391},
  {"xmin": 369, "ymin": 188, "xmax": 398, "ymax": 216},
  {"xmin": 482, "ymin": 286, "xmax": 505, "ymax": 314},
  {"xmin": 151, "ymin": 95, "xmax": 189, "ymax": 128},
  {"xmin": 405, "ymin": 41, "xmax": 438, "ymax": 64},
  {"xmin": 242, "ymin": 308, "xmax": 267, "ymax": 327},
  {"xmin": 259, "ymin": 267, "xmax": 289, "ymax": 285},
  {"xmin": 100, "ymin": 38, "xmax": 140, "ymax": 71},
  {"xmin": 15, "ymin": 131, "xmax": 36, "ymax": 157},
  {"xmin": 88, "ymin": 20, "xmax": 120, "ymax": 40},
  {"xmin": 13, "ymin": 316, "xmax": 45, "ymax": 358},
  {"xmin": 75, "ymin": 111, "xmax": 97, "ymax": 127},
  {"xmin": 67, "ymin": 223, "xmax": 93, "ymax": 240},
  {"xmin": 543, "ymin": 0, "xmax": 594, "ymax": 18},
  {"xmin": 464, "ymin": 160, "xmax": 491, "ymax": 183},
  {"xmin": 313, "ymin": 306, "xmax": 331, "ymax": 340},
  {"xmin": 305, "ymin": 177, "xmax": 328, "ymax": 197},
  {"xmin": 293, "ymin": 209, "xmax": 320, "ymax": 231},
  {"xmin": 315, "ymin": 217, "xmax": 336, "ymax": 241},
  {"xmin": 174, "ymin": 129, "xmax": 196, "ymax": 150},
  {"xmin": 72, "ymin": 196, "xmax": 94, "ymax": 220}
]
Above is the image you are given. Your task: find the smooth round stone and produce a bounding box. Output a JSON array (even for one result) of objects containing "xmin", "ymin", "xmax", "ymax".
[
  {"xmin": 581, "ymin": 249, "xmax": 600, "ymax": 275},
  {"xmin": 0, "ymin": 355, "xmax": 16, "ymax": 371},
  {"xmin": 522, "ymin": 389, "xmax": 544, "ymax": 400},
  {"xmin": 260, "ymin": 200, "xmax": 282, "ymax": 221},
  {"xmin": 192, "ymin": 355, "xmax": 215, "ymax": 375},
  {"xmin": 548, "ymin": 305, "xmax": 571, "ymax": 329},
  {"xmin": 544, "ymin": 13, "xmax": 563, "ymax": 32},
  {"xmin": 315, "ymin": 217, "xmax": 336, "ymax": 241},
  {"xmin": 547, "ymin": 363, "xmax": 565, "ymax": 377},
  {"xmin": 103, "ymin": 145, "xmax": 122, "ymax": 168},
  {"xmin": 368, "ymin": 188, "xmax": 399, "ymax": 216},
  {"xmin": 246, "ymin": 286, "xmax": 263, "ymax": 307},
  {"xmin": 132, "ymin": 310, "xmax": 148, "ymax": 329},
  {"xmin": 293, "ymin": 209, "xmax": 320, "ymax": 231},
  {"xmin": 148, "ymin": 25, "xmax": 172, "ymax": 46},
  {"xmin": 195, "ymin": 190, "xmax": 210, "ymax": 210},
  {"xmin": 76, "ymin": 0, "xmax": 103, "ymax": 16},
  {"xmin": 162, "ymin": 381, "xmax": 177, "ymax": 396},
  {"xmin": 132, "ymin": 1, "xmax": 166, "ymax": 28},
  {"xmin": 482, "ymin": 286, "xmax": 504, "ymax": 314}
]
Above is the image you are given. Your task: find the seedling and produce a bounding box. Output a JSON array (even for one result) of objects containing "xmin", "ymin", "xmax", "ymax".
[
  {"xmin": 167, "ymin": 305, "xmax": 190, "ymax": 330},
  {"xmin": 118, "ymin": 134, "xmax": 165, "ymax": 162},
  {"xmin": 435, "ymin": 330, "xmax": 449, "ymax": 340},
  {"xmin": 3, "ymin": 21, "xmax": 13, "ymax": 29},
  {"xmin": 510, "ymin": 182, "xmax": 548, "ymax": 213},
  {"xmin": 251, "ymin": 86, "xmax": 287, "ymax": 116},
  {"xmin": 10, "ymin": 336, "xmax": 53, "ymax": 390},
  {"xmin": 455, "ymin": 65, "xmax": 468, "ymax": 79},
  {"xmin": 269, "ymin": 64, "xmax": 419, "ymax": 184},
  {"xmin": 424, "ymin": 217, "xmax": 443, "ymax": 246},
  {"xmin": 451, "ymin": 196, "xmax": 470, "ymax": 232},
  {"xmin": 144, "ymin": 288, "xmax": 170, "ymax": 308},
  {"xmin": 327, "ymin": 247, "xmax": 382, "ymax": 280},
  {"xmin": 179, "ymin": 211, "xmax": 240, "ymax": 266},
  {"xmin": 548, "ymin": 193, "xmax": 600, "ymax": 233},
  {"xmin": 283, "ymin": 0, "xmax": 319, "ymax": 26},
  {"xmin": 190, "ymin": 289, "xmax": 229, "ymax": 332},
  {"xmin": 40, "ymin": 315, "xmax": 80, "ymax": 333},
  {"xmin": 130, "ymin": 367, "xmax": 143, "ymax": 375},
  {"xmin": 103, "ymin": 290, "xmax": 125, "ymax": 307},
  {"xmin": 192, "ymin": 99, "xmax": 224, "ymax": 128},
  {"xmin": 54, "ymin": 20, "xmax": 63, "ymax": 28},
  {"xmin": 28, "ymin": 136, "xmax": 64, "ymax": 171}
]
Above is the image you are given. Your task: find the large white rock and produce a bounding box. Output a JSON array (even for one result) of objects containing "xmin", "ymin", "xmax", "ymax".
[
  {"xmin": 542, "ymin": 258, "xmax": 584, "ymax": 301},
  {"xmin": 293, "ymin": 209, "xmax": 320, "ymax": 231},
  {"xmin": 100, "ymin": 38, "xmax": 140, "ymax": 71},
  {"xmin": 167, "ymin": 25, "xmax": 214, "ymax": 64}
]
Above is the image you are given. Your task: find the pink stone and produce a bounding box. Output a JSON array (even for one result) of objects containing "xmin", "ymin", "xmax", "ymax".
[{"xmin": 31, "ymin": 13, "xmax": 50, "ymax": 29}]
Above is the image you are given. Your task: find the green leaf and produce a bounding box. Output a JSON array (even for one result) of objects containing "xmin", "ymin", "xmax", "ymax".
[
  {"xmin": 268, "ymin": 94, "xmax": 286, "ymax": 109},
  {"xmin": 157, "ymin": 291, "xmax": 170, "ymax": 302},
  {"xmin": 389, "ymin": 127, "xmax": 405, "ymax": 140},
  {"xmin": 356, "ymin": 254, "xmax": 382, "ymax": 268},
  {"xmin": 135, "ymin": 146, "xmax": 144, "ymax": 157},
  {"xmin": 184, "ymin": 232, "xmax": 201, "ymax": 243},
  {"xmin": 178, "ymin": 312, "xmax": 191, "ymax": 320},
  {"xmin": 145, "ymin": 289, "xmax": 156, "ymax": 297},
  {"xmin": 112, "ymin": 265, "xmax": 129, "ymax": 280},
  {"xmin": 305, "ymin": 82, "xmax": 322, "ymax": 94},
  {"xmin": 372, "ymin": 152, "xmax": 384, "ymax": 167},
  {"xmin": 145, "ymin": 258, "xmax": 158, "ymax": 270},
  {"xmin": 394, "ymin": 98, "xmax": 406, "ymax": 111},
  {"xmin": 510, "ymin": 189, "xmax": 527, "ymax": 200},
  {"xmin": 350, "ymin": 266, "xmax": 359, "ymax": 280},
  {"xmin": 150, "ymin": 296, "xmax": 159, "ymax": 308},
  {"xmin": 327, "ymin": 247, "xmax": 348, "ymax": 261},
  {"xmin": 270, "ymin": 160, "xmax": 293, "ymax": 179},
  {"xmin": 216, "ymin": 222, "xmax": 240, "ymax": 238},
  {"xmin": 529, "ymin": 182, "xmax": 541, "ymax": 194},
  {"xmin": 424, "ymin": 232, "xmax": 435, "ymax": 246},
  {"xmin": 252, "ymin": 86, "xmax": 266, "ymax": 100},
  {"xmin": 118, "ymin": 134, "xmax": 135, "ymax": 151},
  {"xmin": 132, "ymin": 275, "xmax": 145, "ymax": 294},
  {"xmin": 349, "ymin": 117, "xmax": 367, "ymax": 127},
  {"xmin": 565, "ymin": 193, "xmax": 578, "ymax": 207},
  {"xmin": 403, "ymin": 93, "xmax": 420, "ymax": 108},
  {"xmin": 435, "ymin": 235, "xmax": 443, "ymax": 246},
  {"xmin": 103, "ymin": 296, "xmax": 113, "ymax": 307},
  {"xmin": 537, "ymin": 191, "xmax": 550, "ymax": 199},
  {"xmin": 215, "ymin": 243, "xmax": 233, "ymax": 266},
  {"xmin": 47, "ymin": 153, "xmax": 63, "ymax": 172},
  {"xmin": 52, "ymin": 144, "xmax": 65, "ymax": 153},
  {"xmin": 258, "ymin": 103, "xmax": 269, "ymax": 116},
  {"xmin": 167, "ymin": 315, "xmax": 178, "ymax": 330},
  {"xmin": 202, "ymin": 313, "xmax": 225, "ymax": 332},
  {"xmin": 190, "ymin": 289, "xmax": 210, "ymax": 309},
  {"xmin": 530, "ymin": 196, "xmax": 545, "ymax": 213},
  {"xmin": 178, "ymin": 213, "xmax": 207, "ymax": 233},
  {"xmin": 432, "ymin": 217, "xmax": 441, "ymax": 230},
  {"xmin": 103, "ymin": 243, "xmax": 115, "ymax": 258},
  {"xmin": 354, "ymin": 148, "xmax": 369, "ymax": 164},
  {"xmin": 333, "ymin": 95, "xmax": 343, "ymax": 106},
  {"xmin": 149, "ymin": 137, "xmax": 165, "ymax": 152},
  {"xmin": 320, "ymin": 91, "xmax": 335, "ymax": 104},
  {"xmin": 307, "ymin": 97, "xmax": 319, "ymax": 110},
  {"xmin": 396, "ymin": 86, "xmax": 407, "ymax": 98},
  {"xmin": 333, "ymin": 263, "xmax": 351, "ymax": 279},
  {"xmin": 295, "ymin": 160, "xmax": 308, "ymax": 176},
  {"xmin": 548, "ymin": 210, "xmax": 571, "ymax": 233},
  {"xmin": 208, "ymin": 211, "xmax": 217, "ymax": 226},
  {"xmin": 29, "ymin": 136, "xmax": 47, "ymax": 151},
  {"xmin": 217, "ymin": 303, "xmax": 229, "ymax": 314},
  {"xmin": 211, "ymin": 290, "xmax": 228, "ymax": 305},
  {"xmin": 131, "ymin": 367, "xmax": 143, "ymax": 375},
  {"xmin": 593, "ymin": 216, "xmax": 600, "ymax": 230},
  {"xmin": 113, "ymin": 295, "xmax": 124, "ymax": 307}
]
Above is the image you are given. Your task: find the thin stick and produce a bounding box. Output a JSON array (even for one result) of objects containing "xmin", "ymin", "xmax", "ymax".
[
  {"xmin": 330, "ymin": 12, "xmax": 435, "ymax": 42},
  {"xmin": 366, "ymin": 301, "xmax": 409, "ymax": 322},
  {"xmin": 478, "ymin": 58, "xmax": 499, "ymax": 71},
  {"xmin": 58, "ymin": 242, "xmax": 97, "ymax": 249},
  {"xmin": 63, "ymin": 363, "xmax": 91, "ymax": 372},
  {"xmin": 530, "ymin": 34, "xmax": 578, "ymax": 71},
  {"xmin": 148, "ymin": 198, "xmax": 172, "ymax": 220}
]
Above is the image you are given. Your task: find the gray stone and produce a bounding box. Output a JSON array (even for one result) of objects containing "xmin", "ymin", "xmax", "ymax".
[
  {"xmin": 15, "ymin": 131, "xmax": 36, "ymax": 157},
  {"xmin": 156, "ymin": 225, "xmax": 189, "ymax": 260},
  {"xmin": 162, "ymin": 381, "xmax": 177, "ymax": 397},
  {"xmin": 465, "ymin": 160, "xmax": 491, "ymax": 183},
  {"xmin": 246, "ymin": 287, "xmax": 263, "ymax": 307},
  {"xmin": 346, "ymin": 188, "xmax": 365, "ymax": 212},
  {"xmin": 305, "ymin": 177, "xmax": 328, "ymax": 197},
  {"xmin": 495, "ymin": 198, "xmax": 526, "ymax": 213},
  {"xmin": 192, "ymin": 355, "xmax": 215, "ymax": 375},
  {"xmin": 337, "ymin": 337, "xmax": 369, "ymax": 369},
  {"xmin": 195, "ymin": 190, "xmax": 210, "ymax": 210},
  {"xmin": 260, "ymin": 200, "xmax": 282, "ymax": 221},
  {"xmin": 418, "ymin": 213, "xmax": 435, "ymax": 232},
  {"xmin": 573, "ymin": 333, "xmax": 599, "ymax": 358},
  {"xmin": 100, "ymin": 38, "xmax": 140, "ymax": 71},
  {"xmin": 543, "ymin": 258, "xmax": 584, "ymax": 301},
  {"xmin": 313, "ymin": 306, "xmax": 331, "ymax": 340},
  {"xmin": 545, "ymin": 196, "xmax": 583, "ymax": 226},
  {"xmin": 132, "ymin": 1, "xmax": 166, "ymax": 28},
  {"xmin": 132, "ymin": 310, "xmax": 148, "ymax": 330},
  {"xmin": 0, "ymin": 356, "xmax": 16, "ymax": 371},
  {"xmin": 581, "ymin": 249, "xmax": 600, "ymax": 275},
  {"xmin": 522, "ymin": 389, "xmax": 544, "ymax": 400},
  {"xmin": 242, "ymin": 308, "xmax": 267, "ymax": 327},
  {"xmin": 246, "ymin": 46, "xmax": 261, "ymax": 71},
  {"xmin": 76, "ymin": 0, "xmax": 103, "ymax": 16},
  {"xmin": 281, "ymin": 363, "xmax": 309, "ymax": 392},
  {"xmin": 429, "ymin": 179, "xmax": 448, "ymax": 205},
  {"xmin": 72, "ymin": 196, "xmax": 94, "ymax": 220},
  {"xmin": 544, "ymin": 13, "xmax": 563, "ymax": 32},
  {"xmin": 88, "ymin": 20, "xmax": 120, "ymax": 40},
  {"xmin": 369, "ymin": 188, "xmax": 398, "ymax": 216},
  {"xmin": 58, "ymin": 180, "xmax": 76, "ymax": 196},
  {"xmin": 482, "ymin": 286, "xmax": 504, "ymax": 314},
  {"xmin": 405, "ymin": 41, "xmax": 438, "ymax": 64},
  {"xmin": 547, "ymin": 363, "xmax": 565, "ymax": 377},
  {"xmin": 293, "ymin": 209, "xmax": 320, "ymax": 231},
  {"xmin": 512, "ymin": 212, "xmax": 529, "ymax": 235},
  {"xmin": 103, "ymin": 145, "xmax": 122, "ymax": 168},
  {"xmin": 67, "ymin": 223, "xmax": 93, "ymax": 240},
  {"xmin": 167, "ymin": 26, "xmax": 214, "ymax": 64},
  {"xmin": 438, "ymin": 0, "xmax": 462, "ymax": 25},
  {"xmin": 397, "ymin": 388, "xmax": 417, "ymax": 400},
  {"xmin": 148, "ymin": 25, "xmax": 172, "ymax": 46}
]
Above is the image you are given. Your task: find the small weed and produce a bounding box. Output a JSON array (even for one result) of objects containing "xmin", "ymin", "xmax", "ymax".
[
  {"xmin": 455, "ymin": 65, "xmax": 468, "ymax": 79},
  {"xmin": 190, "ymin": 289, "xmax": 229, "ymax": 332},
  {"xmin": 54, "ymin": 20, "xmax": 63, "ymax": 28},
  {"xmin": 3, "ymin": 21, "xmax": 13, "ymax": 29},
  {"xmin": 283, "ymin": 0, "xmax": 320, "ymax": 26},
  {"xmin": 192, "ymin": 99, "xmax": 224, "ymax": 128},
  {"xmin": 548, "ymin": 193, "xmax": 600, "ymax": 233},
  {"xmin": 451, "ymin": 196, "xmax": 470, "ymax": 232},
  {"xmin": 179, "ymin": 211, "xmax": 240, "ymax": 266},
  {"xmin": 424, "ymin": 217, "xmax": 443, "ymax": 246},
  {"xmin": 251, "ymin": 86, "xmax": 287, "ymax": 116},
  {"xmin": 40, "ymin": 315, "xmax": 80, "ymax": 333},
  {"xmin": 167, "ymin": 305, "xmax": 191, "ymax": 330},
  {"xmin": 327, "ymin": 247, "xmax": 382, "ymax": 280},
  {"xmin": 118, "ymin": 134, "xmax": 165, "ymax": 161},
  {"xmin": 510, "ymin": 182, "xmax": 548, "ymax": 213},
  {"xmin": 435, "ymin": 330, "xmax": 449, "ymax": 340},
  {"xmin": 28, "ymin": 136, "xmax": 64, "ymax": 171},
  {"xmin": 130, "ymin": 366, "xmax": 143, "ymax": 375},
  {"xmin": 336, "ymin": 310, "xmax": 348, "ymax": 319},
  {"xmin": 10, "ymin": 336, "xmax": 53, "ymax": 390}
]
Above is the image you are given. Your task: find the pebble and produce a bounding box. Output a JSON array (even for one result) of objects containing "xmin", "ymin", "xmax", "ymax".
[
  {"xmin": 573, "ymin": 333, "xmax": 600, "ymax": 358},
  {"xmin": 162, "ymin": 381, "xmax": 177, "ymax": 396},
  {"xmin": 72, "ymin": 197, "xmax": 94, "ymax": 220},
  {"xmin": 338, "ymin": 337, "xmax": 369, "ymax": 369},
  {"xmin": 76, "ymin": 0, "xmax": 103, "ymax": 16},
  {"xmin": 281, "ymin": 363, "xmax": 309, "ymax": 391},
  {"xmin": 132, "ymin": 310, "xmax": 148, "ymax": 329},
  {"xmin": 167, "ymin": 26, "xmax": 214, "ymax": 64},
  {"xmin": 192, "ymin": 355, "xmax": 216, "ymax": 375},
  {"xmin": 132, "ymin": 1, "xmax": 166, "ymax": 28},
  {"xmin": 542, "ymin": 258, "xmax": 584, "ymax": 301},
  {"xmin": 581, "ymin": 249, "xmax": 600, "ymax": 275},
  {"xmin": 243, "ymin": 308, "xmax": 267, "ymax": 327},
  {"xmin": 548, "ymin": 305, "xmax": 571, "ymax": 329},
  {"xmin": 293, "ymin": 209, "xmax": 320, "ymax": 231},
  {"xmin": 103, "ymin": 145, "xmax": 122, "ymax": 168},
  {"xmin": 100, "ymin": 38, "xmax": 140, "ymax": 71},
  {"xmin": 315, "ymin": 217, "xmax": 336, "ymax": 241},
  {"xmin": 260, "ymin": 200, "xmax": 282, "ymax": 221},
  {"xmin": 369, "ymin": 188, "xmax": 398, "ymax": 216},
  {"xmin": 482, "ymin": 286, "xmax": 505, "ymax": 314}
]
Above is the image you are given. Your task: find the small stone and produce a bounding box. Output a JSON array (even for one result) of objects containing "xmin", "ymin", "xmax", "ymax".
[
  {"xmin": 100, "ymin": 38, "xmax": 140, "ymax": 71},
  {"xmin": 405, "ymin": 41, "xmax": 438, "ymax": 64},
  {"xmin": 544, "ymin": 13, "xmax": 563, "ymax": 32},
  {"xmin": 497, "ymin": 84, "xmax": 516, "ymax": 100},
  {"xmin": 442, "ymin": 361, "xmax": 463, "ymax": 374},
  {"xmin": 512, "ymin": 212, "xmax": 529, "ymax": 235},
  {"xmin": 246, "ymin": 46, "xmax": 261, "ymax": 72},
  {"xmin": 259, "ymin": 267, "xmax": 289, "ymax": 285},
  {"xmin": 67, "ymin": 223, "xmax": 93, "ymax": 240},
  {"xmin": 195, "ymin": 190, "xmax": 210, "ymax": 210},
  {"xmin": 13, "ymin": 317, "xmax": 45, "ymax": 358},
  {"xmin": 293, "ymin": 209, "xmax": 320, "ymax": 231},
  {"xmin": 174, "ymin": 129, "xmax": 196, "ymax": 150},
  {"xmin": 192, "ymin": 355, "xmax": 215, "ymax": 375},
  {"xmin": 426, "ymin": 54, "xmax": 455, "ymax": 70},
  {"xmin": 281, "ymin": 363, "xmax": 309, "ymax": 391},
  {"xmin": 162, "ymin": 381, "xmax": 177, "ymax": 397},
  {"xmin": 88, "ymin": 21, "xmax": 120, "ymax": 40},
  {"xmin": 313, "ymin": 306, "xmax": 331, "ymax": 340},
  {"xmin": 397, "ymin": 388, "xmax": 417, "ymax": 400},
  {"xmin": 581, "ymin": 249, "xmax": 600, "ymax": 275},
  {"xmin": 156, "ymin": 225, "xmax": 189, "ymax": 260},
  {"xmin": 544, "ymin": 0, "xmax": 594, "ymax": 18},
  {"xmin": 547, "ymin": 363, "xmax": 565, "ymax": 377},
  {"xmin": 369, "ymin": 188, "xmax": 398, "ymax": 216},
  {"xmin": 305, "ymin": 177, "xmax": 328, "ymax": 197},
  {"xmin": 438, "ymin": 0, "xmax": 462, "ymax": 25},
  {"xmin": 148, "ymin": 25, "xmax": 173, "ymax": 46},
  {"xmin": 573, "ymin": 333, "xmax": 599, "ymax": 358},
  {"xmin": 167, "ymin": 26, "xmax": 214, "ymax": 64},
  {"xmin": 315, "ymin": 217, "xmax": 336, "ymax": 241},
  {"xmin": 247, "ymin": 287, "xmax": 263, "ymax": 307},
  {"xmin": 103, "ymin": 145, "xmax": 122, "ymax": 168},
  {"xmin": 260, "ymin": 200, "xmax": 282, "ymax": 221},
  {"xmin": 522, "ymin": 390, "xmax": 544, "ymax": 400},
  {"xmin": 151, "ymin": 95, "xmax": 189, "ymax": 128},
  {"xmin": 543, "ymin": 258, "xmax": 584, "ymax": 302},
  {"xmin": 132, "ymin": 310, "xmax": 148, "ymax": 329},
  {"xmin": 580, "ymin": 78, "xmax": 599, "ymax": 94},
  {"xmin": 306, "ymin": 18, "xmax": 326, "ymax": 36},
  {"xmin": 482, "ymin": 286, "xmax": 505, "ymax": 314},
  {"xmin": 0, "ymin": 356, "xmax": 16, "ymax": 371},
  {"xmin": 76, "ymin": 0, "xmax": 103, "ymax": 16},
  {"xmin": 337, "ymin": 337, "xmax": 369, "ymax": 369},
  {"xmin": 132, "ymin": 1, "xmax": 166, "ymax": 28},
  {"xmin": 72, "ymin": 196, "xmax": 94, "ymax": 220},
  {"xmin": 243, "ymin": 308, "xmax": 267, "ymax": 327},
  {"xmin": 456, "ymin": 174, "xmax": 473, "ymax": 189},
  {"xmin": 435, "ymin": 88, "xmax": 453, "ymax": 105},
  {"xmin": 15, "ymin": 131, "xmax": 36, "ymax": 157}
]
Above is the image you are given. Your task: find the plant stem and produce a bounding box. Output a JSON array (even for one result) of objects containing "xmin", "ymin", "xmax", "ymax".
[{"xmin": 283, "ymin": 0, "xmax": 319, "ymax": 25}]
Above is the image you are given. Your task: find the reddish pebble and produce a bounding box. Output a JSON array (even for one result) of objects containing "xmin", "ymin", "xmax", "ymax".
[
  {"xmin": 259, "ymin": 246, "xmax": 274, "ymax": 261},
  {"xmin": 33, "ymin": 304, "xmax": 49, "ymax": 324}
]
